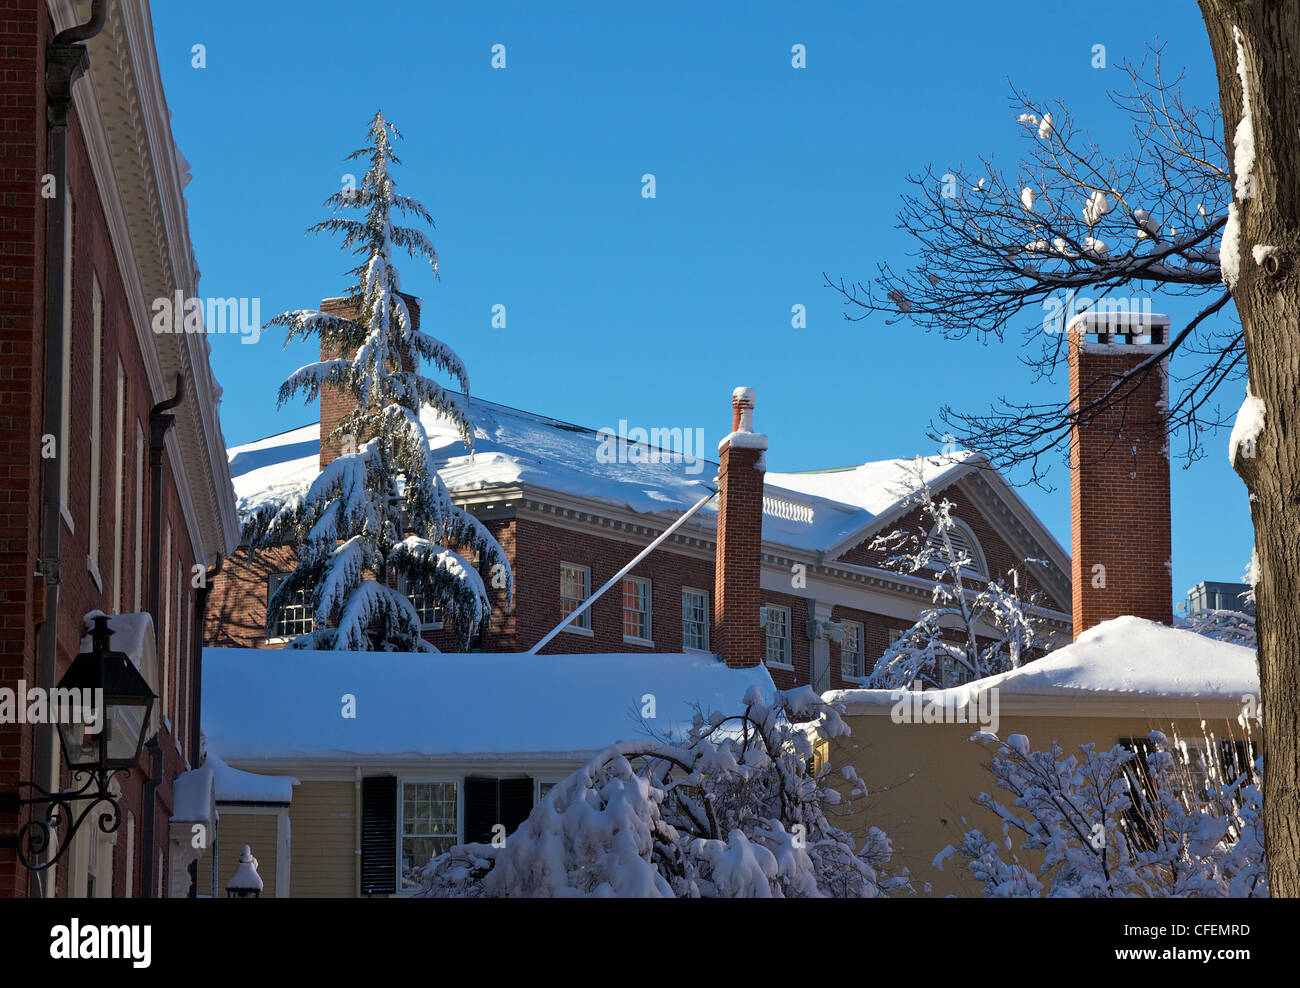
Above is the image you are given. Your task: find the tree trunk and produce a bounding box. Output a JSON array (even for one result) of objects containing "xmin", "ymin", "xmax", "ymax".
[{"xmin": 1198, "ymin": 0, "xmax": 1300, "ymax": 896}]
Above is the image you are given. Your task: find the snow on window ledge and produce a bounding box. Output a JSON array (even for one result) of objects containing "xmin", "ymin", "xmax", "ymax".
[
  {"xmin": 622, "ymin": 636, "xmax": 655, "ymax": 648},
  {"xmin": 765, "ymin": 660, "xmax": 794, "ymax": 671},
  {"xmin": 560, "ymin": 625, "xmax": 594, "ymax": 638}
]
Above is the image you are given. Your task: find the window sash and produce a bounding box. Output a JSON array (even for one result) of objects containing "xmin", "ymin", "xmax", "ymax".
[
  {"xmin": 559, "ymin": 564, "xmax": 591, "ymax": 630},
  {"xmin": 682, "ymin": 589, "xmax": 709, "ymax": 651},
  {"xmin": 269, "ymin": 572, "xmax": 315, "ymax": 638},
  {"xmin": 622, "ymin": 577, "xmax": 651, "ymax": 641},
  {"xmin": 399, "ymin": 781, "xmax": 458, "ymax": 890},
  {"xmin": 840, "ymin": 622, "xmax": 864, "ymax": 678},
  {"xmin": 765, "ymin": 606, "xmax": 791, "ymax": 665}
]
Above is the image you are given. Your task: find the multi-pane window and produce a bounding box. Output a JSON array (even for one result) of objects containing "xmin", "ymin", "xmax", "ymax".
[
  {"xmin": 622, "ymin": 576, "xmax": 652, "ymax": 642},
  {"xmin": 268, "ymin": 572, "xmax": 315, "ymax": 638},
  {"xmin": 765, "ymin": 605, "xmax": 791, "ymax": 666},
  {"xmin": 559, "ymin": 563, "xmax": 591, "ymax": 630},
  {"xmin": 840, "ymin": 621, "xmax": 865, "ymax": 679},
  {"xmin": 681, "ymin": 588, "xmax": 709, "ymax": 651},
  {"xmin": 396, "ymin": 574, "xmax": 445, "ymax": 629},
  {"xmin": 399, "ymin": 781, "xmax": 458, "ymax": 890}
]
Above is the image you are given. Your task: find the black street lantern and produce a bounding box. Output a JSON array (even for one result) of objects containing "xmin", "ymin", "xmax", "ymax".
[
  {"xmin": 0, "ymin": 615, "xmax": 156, "ymax": 871},
  {"xmin": 56, "ymin": 615, "xmax": 156, "ymax": 771}
]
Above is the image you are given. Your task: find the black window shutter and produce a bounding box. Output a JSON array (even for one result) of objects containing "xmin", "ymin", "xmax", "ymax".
[
  {"xmin": 465, "ymin": 776, "xmax": 534, "ymax": 845},
  {"xmin": 499, "ymin": 777, "xmax": 535, "ymax": 836},
  {"xmin": 360, "ymin": 775, "xmax": 397, "ymax": 895},
  {"xmin": 464, "ymin": 777, "xmax": 499, "ymax": 845}
]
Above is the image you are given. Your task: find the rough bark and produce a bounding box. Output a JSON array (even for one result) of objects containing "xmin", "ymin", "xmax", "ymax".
[{"xmin": 1198, "ymin": 0, "xmax": 1300, "ymax": 896}]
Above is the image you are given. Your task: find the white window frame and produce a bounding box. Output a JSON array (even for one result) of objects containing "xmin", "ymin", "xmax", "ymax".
[
  {"xmin": 559, "ymin": 562, "xmax": 592, "ymax": 634},
  {"xmin": 133, "ymin": 423, "xmax": 143, "ymax": 612},
  {"xmin": 267, "ymin": 571, "xmax": 315, "ymax": 640},
  {"xmin": 681, "ymin": 587, "xmax": 710, "ymax": 653},
  {"xmin": 87, "ymin": 274, "xmax": 102, "ymax": 588},
  {"xmin": 840, "ymin": 620, "xmax": 865, "ymax": 680},
  {"xmin": 764, "ymin": 604, "xmax": 792, "ymax": 669},
  {"xmin": 174, "ymin": 557, "xmax": 183, "ymax": 727},
  {"xmin": 395, "ymin": 572, "xmax": 446, "ymax": 630},
  {"xmin": 622, "ymin": 575, "xmax": 653, "ymax": 645},
  {"xmin": 112, "ymin": 359, "xmax": 125, "ymax": 613},
  {"xmin": 59, "ymin": 190, "xmax": 73, "ymax": 532},
  {"xmin": 396, "ymin": 779, "xmax": 460, "ymax": 895},
  {"xmin": 162, "ymin": 524, "xmax": 171, "ymax": 729}
]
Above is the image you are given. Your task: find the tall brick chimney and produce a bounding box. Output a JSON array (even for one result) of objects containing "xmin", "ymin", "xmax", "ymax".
[
  {"xmin": 318, "ymin": 293, "xmax": 420, "ymax": 471},
  {"xmin": 1068, "ymin": 310, "xmax": 1172, "ymax": 638},
  {"xmin": 714, "ymin": 387, "xmax": 767, "ymax": 668}
]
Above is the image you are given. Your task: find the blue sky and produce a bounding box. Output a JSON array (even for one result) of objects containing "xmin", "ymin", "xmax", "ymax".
[{"xmin": 150, "ymin": 0, "xmax": 1252, "ymax": 603}]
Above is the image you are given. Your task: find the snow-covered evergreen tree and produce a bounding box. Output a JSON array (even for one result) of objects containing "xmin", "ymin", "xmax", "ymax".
[
  {"xmin": 419, "ymin": 688, "xmax": 906, "ymax": 897},
  {"xmin": 864, "ymin": 458, "xmax": 1053, "ymax": 689},
  {"xmin": 949, "ymin": 729, "xmax": 1266, "ymax": 897},
  {"xmin": 244, "ymin": 112, "xmax": 512, "ymax": 651}
]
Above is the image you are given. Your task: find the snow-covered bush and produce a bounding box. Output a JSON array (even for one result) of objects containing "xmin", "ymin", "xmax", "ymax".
[
  {"xmin": 865, "ymin": 457, "xmax": 1053, "ymax": 689},
  {"xmin": 420, "ymin": 687, "xmax": 905, "ymax": 897},
  {"xmin": 1176, "ymin": 608, "xmax": 1257, "ymax": 649},
  {"xmin": 244, "ymin": 112, "xmax": 512, "ymax": 650},
  {"xmin": 951, "ymin": 729, "xmax": 1266, "ymax": 897}
]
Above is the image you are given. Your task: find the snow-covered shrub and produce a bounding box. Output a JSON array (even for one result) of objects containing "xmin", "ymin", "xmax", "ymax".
[
  {"xmin": 951, "ymin": 729, "xmax": 1266, "ymax": 897},
  {"xmin": 244, "ymin": 112, "xmax": 512, "ymax": 650},
  {"xmin": 865, "ymin": 457, "xmax": 1053, "ymax": 689},
  {"xmin": 1176, "ymin": 609, "xmax": 1257, "ymax": 649},
  {"xmin": 420, "ymin": 687, "xmax": 905, "ymax": 897}
]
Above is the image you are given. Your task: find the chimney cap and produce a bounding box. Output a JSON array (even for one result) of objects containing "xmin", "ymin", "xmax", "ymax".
[{"xmin": 732, "ymin": 386, "xmax": 756, "ymax": 407}]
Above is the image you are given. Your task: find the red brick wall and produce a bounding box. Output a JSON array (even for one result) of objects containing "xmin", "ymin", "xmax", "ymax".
[
  {"xmin": 714, "ymin": 440, "xmax": 766, "ymax": 668},
  {"xmin": 1069, "ymin": 335, "xmax": 1172, "ymax": 635},
  {"xmin": 1, "ymin": 6, "xmax": 205, "ymax": 897},
  {"xmin": 0, "ymin": 0, "xmax": 47, "ymax": 901},
  {"xmin": 834, "ymin": 483, "xmax": 1066, "ymax": 613}
]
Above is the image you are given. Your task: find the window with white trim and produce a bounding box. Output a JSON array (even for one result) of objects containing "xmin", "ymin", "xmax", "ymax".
[
  {"xmin": 133, "ymin": 423, "xmax": 143, "ymax": 612},
  {"xmin": 112, "ymin": 359, "xmax": 125, "ymax": 613},
  {"xmin": 765, "ymin": 605, "xmax": 792, "ymax": 667},
  {"xmin": 396, "ymin": 573, "xmax": 445, "ymax": 629},
  {"xmin": 399, "ymin": 781, "xmax": 458, "ymax": 890},
  {"xmin": 681, "ymin": 588, "xmax": 709, "ymax": 651},
  {"xmin": 59, "ymin": 191, "xmax": 73, "ymax": 528},
  {"xmin": 162, "ymin": 524, "xmax": 171, "ymax": 723},
  {"xmin": 840, "ymin": 621, "xmax": 865, "ymax": 679},
  {"xmin": 559, "ymin": 563, "xmax": 591, "ymax": 631},
  {"xmin": 622, "ymin": 576, "xmax": 652, "ymax": 642},
  {"xmin": 268, "ymin": 572, "xmax": 315, "ymax": 638},
  {"xmin": 87, "ymin": 274, "xmax": 102, "ymax": 583}
]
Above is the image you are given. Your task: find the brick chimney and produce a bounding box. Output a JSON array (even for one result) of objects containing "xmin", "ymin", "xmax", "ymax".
[
  {"xmin": 1068, "ymin": 310, "xmax": 1172, "ymax": 638},
  {"xmin": 318, "ymin": 293, "xmax": 420, "ymax": 471},
  {"xmin": 714, "ymin": 387, "xmax": 767, "ymax": 667}
]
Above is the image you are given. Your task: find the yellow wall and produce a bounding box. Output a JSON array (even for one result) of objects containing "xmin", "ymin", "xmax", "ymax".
[
  {"xmin": 198, "ymin": 812, "xmax": 278, "ymax": 897},
  {"xmin": 827, "ymin": 711, "xmax": 1248, "ymax": 897},
  {"xmin": 286, "ymin": 781, "xmax": 357, "ymax": 898}
]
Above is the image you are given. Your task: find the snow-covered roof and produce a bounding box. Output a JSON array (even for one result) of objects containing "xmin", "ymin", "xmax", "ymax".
[
  {"xmin": 225, "ymin": 397, "xmax": 981, "ymax": 556},
  {"xmin": 209, "ymin": 752, "xmax": 297, "ymax": 804},
  {"xmin": 825, "ymin": 617, "xmax": 1258, "ymax": 716},
  {"xmin": 202, "ymin": 647, "xmax": 776, "ymax": 761}
]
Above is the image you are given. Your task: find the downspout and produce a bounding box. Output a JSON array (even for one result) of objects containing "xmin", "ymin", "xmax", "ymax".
[
  {"xmin": 32, "ymin": 0, "xmax": 106, "ymax": 897},
  {"xmin": 192, "ymin": 556, "xmax": 222, "ymax": 762},
  {"xmin": 140, "ymin": 374, "xmax": 184, "ymax": 899}
]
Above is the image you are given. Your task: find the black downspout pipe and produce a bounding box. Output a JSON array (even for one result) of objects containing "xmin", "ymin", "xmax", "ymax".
[
  {"xmin": 192, "ymin": 556, "xmax": 221, "ymax": 762},
  {"xmin": 140, "ymin": 374, "xmax": 184, "ymax": 899},
  {"xmin": 32, "ymin": 0, "xmax": 105, "ymax": 898}
]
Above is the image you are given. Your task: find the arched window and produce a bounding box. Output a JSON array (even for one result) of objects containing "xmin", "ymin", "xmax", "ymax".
[{"xmin": 926, "ymin": 519, "xmax": 988, "ymax": 580}]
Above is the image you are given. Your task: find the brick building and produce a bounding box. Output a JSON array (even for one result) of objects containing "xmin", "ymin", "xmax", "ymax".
[
  {"xmin": 0, "ymin": 0, "xmax": 240, "ymax": 898},
  {"xmin": 206, "ymin": 300, "xmax": 1075, "ymax": 691}
]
